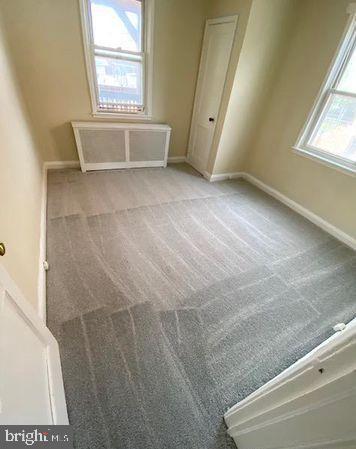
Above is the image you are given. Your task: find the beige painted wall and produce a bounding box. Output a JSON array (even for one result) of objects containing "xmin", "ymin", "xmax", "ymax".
[
  {"xmin": 210, "ymin": 0, "xmax": 298, "ymax": 174},
  {"xmin": 0, "ymin": 15, "xmax": 43, "ymax": 310},
  {"xmin": 245, "ymin": 0, "xmax": 356, "ymax": 239},
  {"xmin": 0, "ymin": 0, "xmax": 208, "ymax": 161}
]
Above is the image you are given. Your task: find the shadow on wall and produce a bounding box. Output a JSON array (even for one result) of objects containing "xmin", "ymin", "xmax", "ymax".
[{"xmin": 51, "ymin": 122, "xmax": 78, "ymax": 161}]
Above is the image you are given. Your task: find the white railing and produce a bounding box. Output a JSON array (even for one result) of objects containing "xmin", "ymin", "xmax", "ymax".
[{"xmin": 224, "ymin": 318, "xmax": 356, "ymax": 449}]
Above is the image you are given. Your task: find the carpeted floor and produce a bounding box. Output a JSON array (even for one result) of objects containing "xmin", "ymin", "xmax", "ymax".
[{"xmin": 46, "ymin": 163, "xmax": 356, "ymax": 449}]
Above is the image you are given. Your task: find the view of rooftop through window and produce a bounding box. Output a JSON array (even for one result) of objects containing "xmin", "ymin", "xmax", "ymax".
[
  {"xmin": 91, "ymin": 0, "xmax": 142, "ymax": 51},
  {"xmin": 89, "ymin": 0, "xmax": 144, "ymax": 112}
]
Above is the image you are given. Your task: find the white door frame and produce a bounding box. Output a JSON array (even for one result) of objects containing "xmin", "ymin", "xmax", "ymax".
[
  {"xmin": 0, "ymin": 264, "xmax": 68, "ymax": 424},
  {"xmin": 187, "ymin": 15, "xmax": 238, "ymax": 177},
  {"xmin": 225, "ymin": 318, "xmax": 356, "ymax": 449}
]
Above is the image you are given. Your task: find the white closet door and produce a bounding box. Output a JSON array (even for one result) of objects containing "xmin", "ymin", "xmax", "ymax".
[{"xmin": 187, "ymin": 16, "xmax": 237, "ymax": 175}]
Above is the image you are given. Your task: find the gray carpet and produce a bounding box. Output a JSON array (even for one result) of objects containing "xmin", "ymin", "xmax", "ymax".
[{"xmin": 46, "ymin": 163, "xmax": 356, "ymax": 449}]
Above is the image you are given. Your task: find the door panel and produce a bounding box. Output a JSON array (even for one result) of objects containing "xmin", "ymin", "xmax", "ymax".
[
  {"xmin": 0, "ymin": 265, "xmax": 68, "ymax": 424},
  {"xmin": 188, "ymin": 17, "xmax": 237, "ymax": 174},
  {"xmin": 194, "ymin": 124, "xmax": 210, "ymax": 161},
  {"xmin": 0, "ymin": 292, "xmax": 52, "ymax": 424}
]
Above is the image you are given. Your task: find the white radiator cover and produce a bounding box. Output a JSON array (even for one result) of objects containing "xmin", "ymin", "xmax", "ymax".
[{"xmin": 72, "ymin": 121, "xmax": 172, "ymax": 172}]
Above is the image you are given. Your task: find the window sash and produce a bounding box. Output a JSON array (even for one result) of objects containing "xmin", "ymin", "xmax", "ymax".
[
  {"xmin": 295, "ymin": 16, "xmax": 356, "ymax": 172},
  {"xmin": 332, "ymin": 28, "xmax": 356, "ymax": 92},
  {"xmin": 88, "ymin": 0, "xmax": 144, "ymax": 54},
  {"xmin": 95, "ymin": 57, "xmax": 145, "ymax": 112},
  {"xmin": 304, "ymin": 89, "xmax": 356, "ymax": 167}
]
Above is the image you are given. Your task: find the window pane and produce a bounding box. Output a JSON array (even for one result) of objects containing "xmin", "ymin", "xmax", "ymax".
[
  {"xmin": 336, "ymin": 42, "xmax": 356, "ymax": 93},
  {"xmin": 90, "ymin": 0, "xmax": 142, "ymax": 52},
  {"xmin": 309, "ymin": 94, "xmax": 356, "ymax": 162},
  {"xmin": 95, "ymin": 56, "xmax": 143, "ymax": 108}
]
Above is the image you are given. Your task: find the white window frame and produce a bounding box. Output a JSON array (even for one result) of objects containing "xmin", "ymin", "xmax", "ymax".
[
  {"xmin": 294, "ymin": 4, "xmax": 356, "ymax": 175},
  {"xmin": 79, "ymin": 0, "xmax": 154, "ymax": 120}
]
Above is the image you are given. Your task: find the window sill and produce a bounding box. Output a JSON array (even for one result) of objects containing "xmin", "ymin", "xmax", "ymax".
[
  {"xmin": 92, "ymin": 111, "xmax": 152, "ymax": 121},
  {"xmin": 293, "ymin": 146, "xmax": 356, "ymax": 176}
]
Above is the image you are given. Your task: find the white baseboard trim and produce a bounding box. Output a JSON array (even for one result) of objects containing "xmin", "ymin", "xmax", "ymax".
[
  {"xmin": 39, "ymin": 160, "xmax": 80, "ymax": 320},
  {"xmin": 45, "ymin": 159, "xmax": 185, "ymax": 169},
  {"xmin": 206, "ymin": 171, "xmax": 243, "ymax": 182},
  {"xmin": 38, "ymin": 164, "xmax": 48, "ymax": 322},
  {"xmin": 44, "ymin": 160, "xmax": 80, "ymax": 170},
  {"xmin": 185, "ymin": 157, "xmax": 205, "ymax": 176},
  {"xmin": 185, "ymin": 159, "xmax": 242, "ymax": 182},
  {"xmin": 243, "ymin": 173, "xmax": 356, "ymax": 251},
  {"xmin": 168, "ymin": 156, "xmax": 187, "ymax": 163},
  {"xmin": 193, "ymin": 161, "xmax": 356, "ymax": 250}
]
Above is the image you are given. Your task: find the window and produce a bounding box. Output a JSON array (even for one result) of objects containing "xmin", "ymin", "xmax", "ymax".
[
  {"xmin": 80, "ymin": 0, "xmax": 153, "ymax": 117},
  {"xmin": 295, "ymin": 12, "xmax": 356, "ymax": 174}
]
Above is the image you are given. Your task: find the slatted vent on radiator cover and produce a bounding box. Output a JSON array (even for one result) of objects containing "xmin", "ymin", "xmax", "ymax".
[{"xmin": 72, "ymin": 122, "xmax": 171, "ymax": 172}]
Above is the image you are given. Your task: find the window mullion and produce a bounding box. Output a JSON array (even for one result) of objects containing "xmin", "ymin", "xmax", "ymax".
[
  {"xmin": 330, "ymin": 87, "xmax": 356, "ymax": 99},
  {"xmin": 94, "ymin": 50, "xmax": 143, "ymax": 64},
  {"xmin": 93, "ymin": 44, "xmax": 144, "ymax": 58}
]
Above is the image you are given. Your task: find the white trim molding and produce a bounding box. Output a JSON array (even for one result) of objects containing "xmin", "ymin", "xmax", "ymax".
[
  {"xmin": 38, "ymin": 159, "xmax": 81, "ymax": 321},
  {"xmin": 292, "ymin": 145, "xmax": 356, "ymax": 177},
  {"xmin": 92, "ymin": 111, "xmax": 152, "ymax": 121},
  {"xmin": 205, "ymin": 171, "xmax": 242, "ymax": 182},
  {"xmin": 168, "ymin": 156, "xmax": 187, "ymax": 163},
  {"xmin": 38, "ymin": 164, "xmax": 48, "ymax": 322},
  {"xmin": 243, "ymin": 173, "xmax": 356, "ymax": 250},
  {"xmin": 193, "ymin": 161, "xmax": 356, "ymax": 250},
  {"xmin": 78, "ymin": 0, "xmax": 154, "ymax": 120},
  {"xmin": 44, "ymin": 161, "xmax": 80, "ymax": 170},
  {"xmin": 39, "ymin": 161, "xmax": 81, "ymax": 321}
]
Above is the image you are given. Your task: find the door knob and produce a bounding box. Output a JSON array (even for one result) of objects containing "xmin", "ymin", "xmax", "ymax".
[
  {"xmin": 209, "ymin": 117, "xmax": 215, "ymax": 122},
  {"xmin": 0, "ymin": 243, "xmax": 5, "ymax": 256}
]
